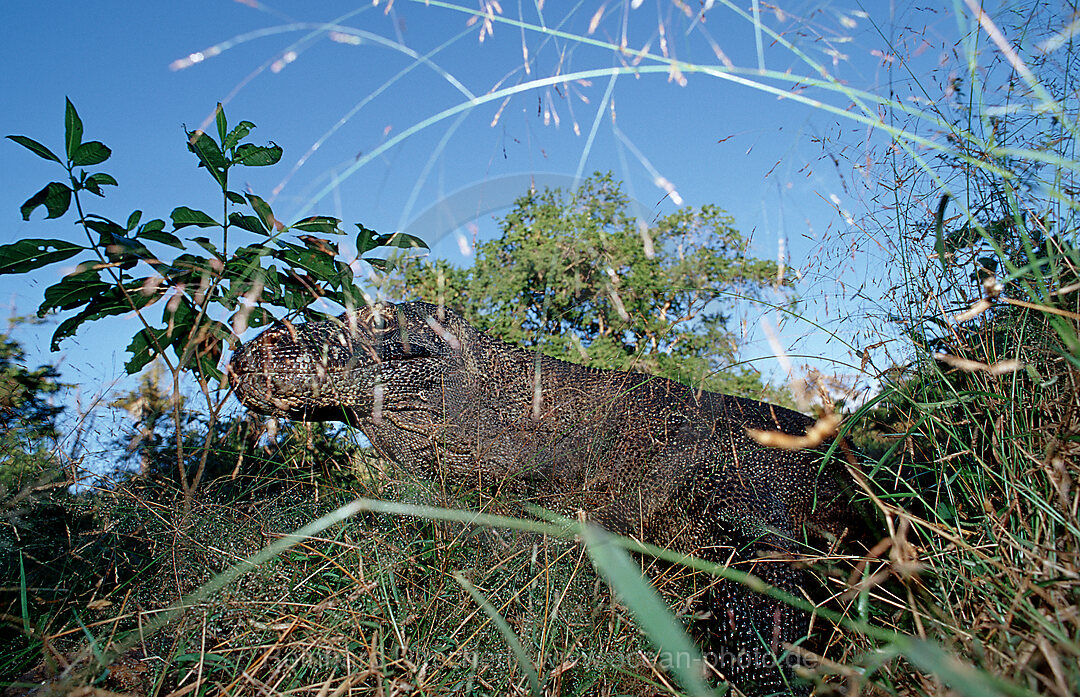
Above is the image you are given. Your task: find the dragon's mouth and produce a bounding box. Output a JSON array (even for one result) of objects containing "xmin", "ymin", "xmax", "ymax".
[{"xmin": 227, "ymin": 366, "xmax": 321, "ymax": 416}]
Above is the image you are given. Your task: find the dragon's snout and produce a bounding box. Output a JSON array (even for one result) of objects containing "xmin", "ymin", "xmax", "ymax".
[
  {"xmin": 228, "ymin": 317, "xmax": 380, "ymax": 421},
  {"xmin": 228, "ymin": 326, "xmax": 312, "ymax": 416}
]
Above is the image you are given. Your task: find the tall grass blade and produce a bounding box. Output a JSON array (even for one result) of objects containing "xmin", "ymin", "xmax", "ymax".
[
  {"xmin": 580, "ymin": 523, "xmax": 717, "ymax": 697},
  {"xmin": 454, "ymin": 571, "xmax": 542, "ymax": 697}
]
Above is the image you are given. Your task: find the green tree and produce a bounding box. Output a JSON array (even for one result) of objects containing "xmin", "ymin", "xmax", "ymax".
[
  {"xmin": 0, "ymin": 325, "xmax": 65, "ymax": 492},
  {"xmin": 388, "ymin": 173, "xmax": 787, "ymax": 398}
]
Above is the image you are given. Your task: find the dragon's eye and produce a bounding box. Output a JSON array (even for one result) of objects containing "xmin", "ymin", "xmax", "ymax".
[{"xmin": 364, "ymin": 304, "xmax": 395, "ymax": 334}]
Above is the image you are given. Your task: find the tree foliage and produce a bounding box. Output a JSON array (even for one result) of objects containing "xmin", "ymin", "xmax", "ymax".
[
  {"xmin": 0, "ymin": 327, "xmax": 65, "ymax": 492},
  {"xmin": 387, "ymin": 173, "xmax": 787, "ymax": 397}
]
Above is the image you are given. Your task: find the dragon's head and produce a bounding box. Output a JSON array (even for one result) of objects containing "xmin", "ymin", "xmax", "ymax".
[{"xmin": 228, "ymin": 301, "xmax": 466, "ymax": 422}]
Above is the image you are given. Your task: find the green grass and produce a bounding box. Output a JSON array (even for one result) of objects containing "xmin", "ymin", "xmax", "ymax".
[{"xmin": 2, "ymin": 458, "xmax": 698, "ymax": 695}]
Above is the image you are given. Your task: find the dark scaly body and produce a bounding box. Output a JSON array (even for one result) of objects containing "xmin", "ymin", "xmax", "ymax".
[{"xmin": 229, "ymin": 300, "xmax": 856, "ymax": 695}]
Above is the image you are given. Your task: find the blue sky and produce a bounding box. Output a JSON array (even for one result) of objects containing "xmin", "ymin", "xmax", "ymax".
[{"xmin": 1, "ymin": 1, "xmax": 957, "ymax": 429}]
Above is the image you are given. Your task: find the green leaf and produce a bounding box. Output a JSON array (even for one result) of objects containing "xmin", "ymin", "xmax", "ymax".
[
  {"xmin": 246, "ymin": 194, "xmax": 279, "ymax": 232},
  {"xmin": 138, "ymin": 218, "xmax": 165, "ymax": 234},
  {"xmin": 72, "ymin": 141, "xmax": 111, "ymax": 166},
  {"xmin": 126, "ymin": 210, "xmax": 142, "ymax": 231},
  {"xmin": 214, "ymin": 103, "xmax": 228, "ymax": 145},
  {"xmin": 375, "ymin": 231, "xmax": 428, "ymax": 250},
  {"xmin": 275, "ymin": 269, "xmax": 318, "ymax": 310},
  {"xmin": 355, "ymin": 227, "xmax": 427, "ymax": 259},
  {"xmin": 20, "ymin": 182, "xmax": 72, "ymax": 220},
  {"xmin": 223, "ymin": 246, "xmax": 273, "ymax": 286},
  {"xmin": 291, "ymin": 216, "xmax": 343, "ymax": 234},
  {"xmin": 171, "ymin": 206, "xmax": 220, "ymax": 230},
  {"xmin": 186, "ymin": 130, "xmax": 228, "ymax": 189},
  {"xmin": 222, "ymin": 120, "xmax": 256, "ymax": 152},
  {"xmin": 82, "ymin": 172, "xmax": 118, "ymax": 196},
  {"xmin": 325, "ymin": 285, "xmax": 365, "ymax": 309},
  {"xmin": 40, "ymin": 270, "xmax": 111, "ymax": 314},
  {"xmin": 138, "ymin": 228, "xmax": 186, "ymax": 250},
  {"xmin": 156, "ymin": 254, "xmax": 200, "ymax": 287},
  {"xmin": 273, "ymin": 242, "xmax": 337, "ymax": 282},
  {"xmin": 234, "ymin": 142, "xmax": 282, "ymax": 167},
  {"xmin": 0, "ymin": 238, "xmax": 84, "ymax": 275},
  {"xmin": 242, "ymin": 306, "xmax": 273, "ymax": 328},
  {"xmin": 188, "ymin": 130, "xmax": 227, "ymax": 170},
  {"xmin": 297, "ymin": 235, "xmax": 340, "ymax": 258},
  {"xmin": 82, "ymin": 215, "xmax": 125, "ymax": 237},
  {"xmin": 355, "ymin": 224, "xmax": 380, "ymax": 255},
  {"xmin": 50, "ymin": 283, "xmax": 159, "ymax": 350},
  {"xmin": 228, "ymin": 212, "xmax": 268, "ymax": 235},
  {"xmin": 262, "ymin": 264, "xmax": 280, "ymax": 290},
  {"xmin": 64, "ymin": 98, "xmax": 83, "ymax": 161},
  {"xmin": 125, "ymin": 326, "xmax": 172, "ymax": 374},
  {"xmin": 197, "ymin": 352, "xmax": 224, "ymax": 382},
  {"xmin": 83, "ymin": 217, "xmax": 151, "ymax": 270},
  {"xmin": 190, "ymin": 236, "xmax": 223, "ymax": 259},
  {"xmin": 6, "ymin": 135, "xmax": 62, "ymax": 163},
  {"xmin": 225, "ymin": 191, "xmax": 246, "ymax": 205},
  {"xmin": 164, "ymin": 294, "xmax": 196, "ymax": 352},
  {"xmin": 103, "ymin": 233, "xmax": 153, "ymax": 269}
]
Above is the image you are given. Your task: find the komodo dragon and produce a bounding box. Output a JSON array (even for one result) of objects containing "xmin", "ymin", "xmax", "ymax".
[{"xmin": 228, "ymin": 300, "xmax": 858, "ymax": 695}]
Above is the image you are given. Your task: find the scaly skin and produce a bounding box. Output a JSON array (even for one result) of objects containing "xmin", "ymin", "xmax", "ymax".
[{"xmin": 229, "ymin": 300, "xmax": 856, "ymax": 695}]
